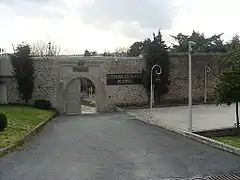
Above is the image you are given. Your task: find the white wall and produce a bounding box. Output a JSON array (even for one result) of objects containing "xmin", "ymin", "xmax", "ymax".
[{"xmin": 0, "ymin": 55, "xmax": 13, "ymax": 77}]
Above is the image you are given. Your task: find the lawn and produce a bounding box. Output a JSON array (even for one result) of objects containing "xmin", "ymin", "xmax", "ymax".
[
  {"xmin": 213, "ymin": 136, "xmax": 240, "ymax": 148},
  {"xmin": 0, "ymin": 105, "xmax": 55, "ymax": 149}
]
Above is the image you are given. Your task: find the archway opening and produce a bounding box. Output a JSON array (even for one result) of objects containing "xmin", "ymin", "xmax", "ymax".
[{"xmin": 80, "ymin": 78, "xmax": 97, "ymax": 114}]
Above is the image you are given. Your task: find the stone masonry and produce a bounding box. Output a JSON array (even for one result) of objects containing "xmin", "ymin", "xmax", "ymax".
[
  {"xmin": 7, "ymin": 58, "xmax": 57, "ymax": 106},
  {"xmin": 2, "ymin": 53, "xmax": 224, "ymax": 113},
  {"xmin": 161, "ymin": 53, "xmax": 224, "ymax": 104},
  {"xmin": 103, "ymin": 57, "xmax": 148, "ymax": 108}
]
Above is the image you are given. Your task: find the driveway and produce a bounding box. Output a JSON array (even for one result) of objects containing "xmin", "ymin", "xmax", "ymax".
[
  {"xmin": 0, "ymin": 113, "xmax": 240, "ymax": 179},
  {"xmin": 127, "ymin": 104, "xmax": 238, "ymax": 131}
]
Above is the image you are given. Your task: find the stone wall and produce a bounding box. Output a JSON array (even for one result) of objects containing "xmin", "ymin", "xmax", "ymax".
[
  {"xmin": 102, "ymin": 54, "xmax": 224, "ymax": 108},
  {"xmin": 7, "ymin": 78, "xmax": 23, "ymax": 104},
  {"xmin": 32, "ymin": 59, "xmax": 57, "ymax": 106},
  {"xmin": 3, "ymin": 54, "xmax": 225, "ymax": 112},
  {"xmin": 160, "ymin": 53, "xmax": 224, "ymax": 104},
  {"xmin": 6, "ymin": 58, "xmax": 57, "ymax": 107},
  {"xmin": 54, "ymin": 57, "xmax": 148, "ymax": 112},
  {"xmin": 103, "ymin": 58, "xmax": 148, "ymax": 108}
]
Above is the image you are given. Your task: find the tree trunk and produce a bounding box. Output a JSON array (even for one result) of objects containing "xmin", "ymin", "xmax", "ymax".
[
  {"xmin": 25, "ymin": 97, "xmax": 29, "ymax": 105},
  {"xmin": 236, "ymin": 102, "xmax": 239, "ymax": 128}
]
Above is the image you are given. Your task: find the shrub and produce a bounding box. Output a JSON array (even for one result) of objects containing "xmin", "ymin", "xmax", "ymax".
[
  {"xmin": 0, "ymin": 112, "xmax": 7, "ymax": 131},
  {"xmin": 34, "ymin": 100, "xmax": 52, "ymax": 110},
  {"xmin": 82, "ymin": 99, "xmax": 95, "ymax": 108}
]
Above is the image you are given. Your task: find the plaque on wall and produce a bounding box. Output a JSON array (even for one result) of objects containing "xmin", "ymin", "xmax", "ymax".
[
  {"xmin": 106, "ymin": 73, "xmax": 142, "ymax": 85},
  {"xmin": 73, "ymin": 66, "xmax": 89, "ymax": 72}
]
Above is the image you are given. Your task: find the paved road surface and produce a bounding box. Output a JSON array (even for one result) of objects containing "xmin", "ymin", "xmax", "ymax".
[{"xmin": 0, "ymin": 113, "xmax": 240, "ymax": 179}]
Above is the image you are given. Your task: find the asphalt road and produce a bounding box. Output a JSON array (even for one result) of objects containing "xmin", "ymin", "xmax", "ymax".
[{"xmin": 0, "ymin": 113, "xmax": 240, "ymax": 180}]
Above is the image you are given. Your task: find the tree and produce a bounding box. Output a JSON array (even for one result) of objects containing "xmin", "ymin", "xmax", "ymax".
[
  {"xmin": 127, "ymin": 39, "xmax": 152, "ymax": 57},
  {"xmin": 171, "ymin": 33, "xmax": 189, "ymax": 52},
  {"xmin": 143, "ymin": 30, "xmax": 170, "ymax": 105},
  {"xmin": 128, "ymin": 41, "xmax": 144, "ymax": 56},
  {"xmin": 215, "ymin": 43, "xmax": 240, "ymax": 128},
  {"xmin": 84, "ymin": 50, "xmax": 91, "ymax": 56},
  {"xmin": 114, "ymin": 47, "xmax": 128, "ymax": 57},
  {"xmin": 10, "ymin": 44, "xmax": 34, "ymax": 104},
  {"xmin": 225, "ymin": 35, "xmax": 240, "ymax": 51},
  {"xmin": 102, "ymin": 51, "xmax": 111, "ymax": 56},
  {"xmin": 91, "ymin": 51, "xmax": 97, "ymax": 56},
  {"xmin": 171, "ymin": 31, "xmax": 226, "ymax": 53}
]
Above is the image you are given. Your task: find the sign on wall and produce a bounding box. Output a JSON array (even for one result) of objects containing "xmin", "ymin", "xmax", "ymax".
[{"xmin": 106, "ymin": 73, "xmax": 142, "ymax": 85}]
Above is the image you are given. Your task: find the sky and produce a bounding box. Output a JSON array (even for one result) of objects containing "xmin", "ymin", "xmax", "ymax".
[{"xmin": 0, "ymin": 0, "xmax": 239, "ymax": 54}]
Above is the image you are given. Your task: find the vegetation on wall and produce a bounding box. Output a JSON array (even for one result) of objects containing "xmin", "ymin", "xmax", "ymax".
[{"xmin": 10, "ymin": 44, "xmax": 34, "ymax": 104}]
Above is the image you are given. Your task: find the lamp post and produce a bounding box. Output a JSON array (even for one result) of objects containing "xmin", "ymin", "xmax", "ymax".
[
  {"xmin": 204, "ymin": 66, "xmax": 211, "ymax": 103},
  {"xmin": 188, "ymin": 41, "xmax": 196, "ymax": 132},
  {"xmin": 150, "ymin": 64, "xmax": 162, "ymax": 116}
]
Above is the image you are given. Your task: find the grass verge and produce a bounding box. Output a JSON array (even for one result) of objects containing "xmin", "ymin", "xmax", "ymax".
[
  {"xmin": 0, "ymin": 105, "xmax": 55, "ymax": 149},
  {"xmin": 212, "ymin": 136, "xmax": 240, "ymax": 148}
]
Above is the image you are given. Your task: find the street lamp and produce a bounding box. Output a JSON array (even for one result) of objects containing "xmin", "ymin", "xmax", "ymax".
[
  {"xmin": 188, "ymin": 41, "xmax": 196, "ymax": 132},
  {"xmin": 150, "ymin": 64, "xmax": 162, "ymax": 116},
  {"xmin": 59, "ymin": 79, "xmax": 64, "ymax": 86},
  {"xmin": 204, "ymin": 66, "xmax": 211, "ymax": 103}
]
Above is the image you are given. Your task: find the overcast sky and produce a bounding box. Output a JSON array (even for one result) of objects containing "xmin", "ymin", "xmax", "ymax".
[{"xmin": 0, "ymin": 0, "xmax": 239, "ymax": 54}]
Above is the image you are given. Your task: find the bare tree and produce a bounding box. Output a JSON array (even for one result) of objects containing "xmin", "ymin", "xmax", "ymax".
[
  {"xmin": 114, "ymin": 47, "xmax": 128, "ymax": 57},
  {"xmin": 30, "ymin": 41, "xmax": 62, "ymax": 57}
]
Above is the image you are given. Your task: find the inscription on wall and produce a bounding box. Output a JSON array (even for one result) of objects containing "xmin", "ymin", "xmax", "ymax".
[{"xmin": 107, "ymin": 73, "xmax": 142, "ymax": 85}]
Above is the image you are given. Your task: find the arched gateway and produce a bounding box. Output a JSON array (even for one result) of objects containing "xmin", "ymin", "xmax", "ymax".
[
  {"xmin": 54, "ymin": 56, "xmax": 148, "ymax": 115},
  {"xmin": 56, "ymin": 57, "xmax": 108, "ymax": 115},
  {"xmin": 62, "ymin": 76, "xmax": 104, "ymax": 115}
]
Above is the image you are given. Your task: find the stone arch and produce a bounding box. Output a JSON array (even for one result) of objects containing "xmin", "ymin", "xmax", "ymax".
[{"xmin": 63, "ymin": 75, "xmax": 105, "ymax": 113}]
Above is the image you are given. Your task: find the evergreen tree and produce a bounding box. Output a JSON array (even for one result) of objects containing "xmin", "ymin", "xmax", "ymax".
[
  {"xmin": 10, "ymin": 44, "xmax": 34, "ymax": 104},
  {"xmin": 143, "ymin": 30, "xmax": 170, "ymax": 105}
]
